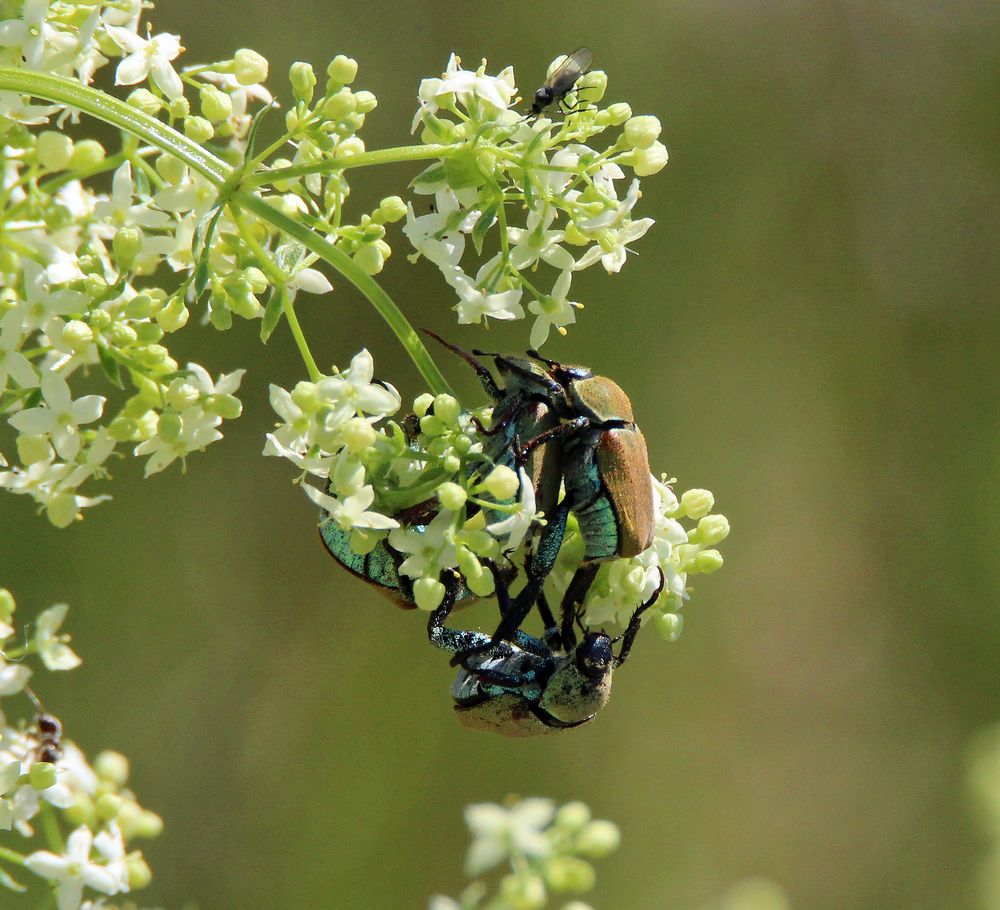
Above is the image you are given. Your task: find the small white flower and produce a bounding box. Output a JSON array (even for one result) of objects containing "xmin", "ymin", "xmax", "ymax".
[
  {"xmin": 446, "ymin": 258, "xmax": 524, "ymax": 325},
  {"xmin": 315, "ymin": 349, "xmax": 401, "ymax": 427},
  {"xmin": 303, "ymin": 483, "xmax": 399, "ymax": 531},
  {"xmin": 573, "ymin": 217, "xmax": 654, "ymax": 274},
  {"xmin": 107, "ymin": 27, "xmax": 184, "ymax": 99},
  {"xmin": 0, "ymin": 0, "xmax": 77, "ymax": 71},
  {"xmin": 13, "ymin": 260, "xmax": 89, "ymax": 333},
  {"xmin": 0, "ymin": 308, "xmax": 39, "ymax": 391},
  {"xmin": 34, "ymin": 603, "xmax": 81, "ymax": 671},
  {"xmin": 389, "ymin": 511, "xmax": 458, "ymax": 580},
  {"xmin": 414, "ymin": 54, "xmax": 516, "ymax": 129},
  {"xmin": 507, "ymin": 207, "xmax": 575, "ymax": 272},
  {"xmin": 0, "ymin": 655, "xmax": 31, "ymax": 695},
  {"xmin": 25, "ymin": 826, "xmax": 124, "ymax": 910},
  {"xmin": 93, "ymin": 162, "xmax": 173, "ymax": 235},
  {"xmin": 464, "ymin": 798, "xmax": 555, "ymax": 875},
  {"xmin": 527, "ymin": 270, "xmax": 579, "ymax": 349},
  {"xmin": 486, "ymin": 468, "xmax": 542, "ymax": 552},
  {"xmin": 403, "ymin": 189, "xmax": 478, "ymax": 268},
  {"xmin": 8, "ymin": 371, "xmax": 105, "ymax": 461}
]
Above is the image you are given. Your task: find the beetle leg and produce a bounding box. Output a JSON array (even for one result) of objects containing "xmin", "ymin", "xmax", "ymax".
[
  {"xmin": 514, "ymin": 416, "xmax": 590, "ymax": 467},
  {"xmin": 427, "ymin": 574, "xmax": 486, "ymax": 655},
  {"xmin": 558, "ymin": 562, "xmax": 599, "ymax": 651},
  {"xmin": 613, "ymin": 568, "xmax": 666, "ymax": 667}
]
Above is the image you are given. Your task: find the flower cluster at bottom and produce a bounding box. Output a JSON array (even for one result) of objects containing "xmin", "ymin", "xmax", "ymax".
[
  {"xmin": 0, "ymin": 588, "xmax": 161, "ymax": 909},
  {"xmin": 430, "ymin": 798, "xmax": 620, "ymax": 910}
]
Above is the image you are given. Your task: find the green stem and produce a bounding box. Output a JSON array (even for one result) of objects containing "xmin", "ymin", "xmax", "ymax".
[
  {"xmin": 234, "ymin": 191, "xmax": 453, "ymax": 396},
  {"xmin": 0, "ymin": 846, "xmax": 26, "ymax": 866},
  {"xmin": 38, "ymin": 802, "xmax": 63, "ymax": 853},
  {"xmin": 245, "ymin": 144, "xmax": 455, "ymax": 186}
]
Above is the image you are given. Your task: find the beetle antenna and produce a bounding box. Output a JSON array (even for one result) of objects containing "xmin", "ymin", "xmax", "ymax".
[
  {"xmin": 422, "ymin": 329, "xmax": 501, "ymax": 399},
  {"xmin": 527, "ymin": 348, "xmax": 560, "ymax": 368}
]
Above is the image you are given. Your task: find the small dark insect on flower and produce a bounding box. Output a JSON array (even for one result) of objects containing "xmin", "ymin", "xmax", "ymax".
[
  {"xmin": 35, "ymin": 711, "xmax": 63, "ymax": 764},
  {"xmin": 530, "ymin": 47, "xmax": 595, "ymax": 117}
]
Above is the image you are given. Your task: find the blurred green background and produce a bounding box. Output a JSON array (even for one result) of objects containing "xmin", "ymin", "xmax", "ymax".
[{"xmin": 3, "ymin": 0, "xmax": 999, "ymax": 907}]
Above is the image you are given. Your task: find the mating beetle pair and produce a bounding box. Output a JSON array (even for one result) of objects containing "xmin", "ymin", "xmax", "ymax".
[{"xmin": 428, "ymin": 563, "xmax": 663, "ymax": 736}]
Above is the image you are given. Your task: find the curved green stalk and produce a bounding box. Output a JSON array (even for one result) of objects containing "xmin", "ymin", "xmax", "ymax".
[
  {"xmin": 0, "ymin": 68, "xmax": 453, "ymax": 394},
  {"xmin": 234, "ymin": 191, "xmax": 453, "ymax": 396},
  {"xmin": 245, "ymin": 144, "xmax": 455, "ymax": 186}
]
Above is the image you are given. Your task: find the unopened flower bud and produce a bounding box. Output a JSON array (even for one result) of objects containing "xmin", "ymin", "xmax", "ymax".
[
  {"xmin": 134, "ymin": 323, "xmax": 163, "ymax": 345},
  {"xmin": 413, "ymin": 577, "xmax": 445, "ymax": 611},
  {"xmin": 29, "ymin": 762, "xmax": 57, "ymax": 791},
  {"xmin": 437, "ymin": 482, "xmax": 467, "ymax": 511},
  {"xmin": 290, "ymin": 61, "xmax": 317, "ymax": 102},
  {"xmin": 555, "ymin": 801, "xmax": 591, "ymax": 832},
  {"xmin": 200, "ymin": 85, "xmax": 232, "ymax": 122},
  {"xmin": 433, "ymin": 394, "xmax": 461, "ymax": 427},
  {"xmin": 113, "ymin": 227, "xmax": 143, "ymax": 268},
  {"xmin": 157, "ymin": 412, "xmax": 182, "ymax": 442},
  {"xmin": 420, "ymin": 414, "xmax": 446, "ymax": 437},
  {"xmin": 0, "ymin": 589, "xmax": 14, "ymax": 622},
  {"xmin": 624, "ymin": 115, "xmax": 662, "ymax": 150},
  {"xmin": 64, "ymin": 794, "xmax": 96, "ymax": 828},
  {"xmin": 412, "ymin": 393, "xmax": 435, "ymax": 417},
  {"xmin": 342, "ymin": 416, "xmax": 376, "ymax": 453},
  {"xmin": 96, "ymin": 793, "xmax": 123, "ymax": 821},
  {"xmin": 654, "ymin": 611, "xmax": 683, "ymax": 642},
  {"xmin": 61, "ymin": 320, "xmax": 93, "ymax": 352},
  {"xmin": 155, "ymin": 297, "xmax": 189, "ymax": 332},
  {"xmin": 482, "ymin": 465, "xmax": 519, "ymax": 501},
  {"xmin": 36, "ymin": 131, "xmax": 73, "ymax": 170},
  {"xmin": 244, "ymin": 267, "xmax": 269, "ymax": 294},
  {"xmin": 94, "ymin": 749, "xmax": 129, "ymax": 787},
  {"xmin": 353, "ymin": 90, "xmax": 377, "ymax": 113},
  {"xmin": 327, "ymin": 54, "xmax": 359, "ymax": 85},
  {"xmin": 167, "ymin": 95, "xmax": 190, "ymax": 119},
  {"xmin": 352, "ymin": 243, "xmax": 385, "ymax": 275},
  {"xmin": 290, "ymin": 381, "xmax": 320, "ymax": 412},
  {"xmin": 544, "ymin": 857, "xmax": 596, "ymax": 893},
  {"xmin": 693, "ymin": 514, "xmax": 730, "ymax": 546},
  {"xmin": 500, "ymin": 873, "xmax": 546, "ymax": 910},
  {"xmin": 605, "ymin": 102, "xmax": 632, "ymax": 125},
  {"xmin": 689, "ymin": 549, "xmax": 724, "ymax": 574},
  {"xmin": 68, "ymin": 139, "xmax": 105, "ymax": 170},
  {"xmin": 184, "ymin": 116, "xmax": 214, "ymax": 143},
  {"xmin": 206, "ymin": 394, "xmax": 243, "ymax": 420},
  {"xmin": 375, "ymin": 195, "xmax": 407, "ymax": 224},
  {"xmin": 108, "ymin": 416, "xmax": 137, "ymax": 441},
  {"xmin": 576, "ymin": 820, "xmax": 621, "ymax": 857},
  {"xmin": 234, "ymin": 48, "xmax": 269, "ymax": 85},
  {"xmin": 680, "ymin": 488, "xmax": 714, "ymax": 520},
  {"xmin": 127, "ymin": 88, "xmax": 161, "ymax": 116},
  {"xmin": 629, "ymin": 140, "xmax": 669, "ymax": 176},
  {"xmin": 126, "ymin": 854, "xmax": 153, "ymax": 890},
  {"xmin": 323, "ymin": 89, "xmax": 356, "ymax": 119}
]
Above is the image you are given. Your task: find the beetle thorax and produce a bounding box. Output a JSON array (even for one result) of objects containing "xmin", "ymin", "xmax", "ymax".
[{"xmin": 567, "ymin": 375, "xmax": 636, "ymax": 424}]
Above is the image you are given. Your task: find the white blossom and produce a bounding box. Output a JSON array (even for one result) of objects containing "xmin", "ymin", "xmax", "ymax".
[
  {"xmin": 25, "ymin": 826, "xmax": 124, "ymax": 910},
  {"xmin": 106, "ymin": 27, "xmax": 184, "ymax": 99}
]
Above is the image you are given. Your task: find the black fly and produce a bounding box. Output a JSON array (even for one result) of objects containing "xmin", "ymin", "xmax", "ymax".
[{"xmin": 530, "ymin": 48, "xmax": 595, "ymax": 117}]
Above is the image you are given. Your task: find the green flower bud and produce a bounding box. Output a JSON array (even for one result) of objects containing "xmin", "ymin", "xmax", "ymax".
[
  {"xmin": 581, "ymin": 70, "xmax": 607, "ymax": 102},
  {"xmin": 113, "ymin": 226, "xmax": 143, "ymax": 268},
  {"xmin": 543, "ymin": 857, "xmax": 596, "ymax": 893},
  {"xmin": 167, "ymin": 95, "xmax": 190, "ymax": 119},
  {"xmin": 36, "ymin": 131, "xmax": 73, "ymax": 170},
  {"xmin": 157, "ymin": 412, "xmax": 182, "ymax": 443},
  {"xmin": 184, "ymin": 116, "xmax": 214, "ymax": 143},
  {"xmin": 17, "ymin": 434, "xmax": 51, "ymax": 465},
  {"xmin": 576, "ymin": 820, "xmax": 621, "ymax": 857},
  {"xmin": 165, "ymin": 378, "xmax": 199, "ymax": 410},
  {"xmin": 290, "ymin": 61, "xmax": 317, "ymax": 102},
  {"xmin": 605, "ymin": 102, "xmax": 632, "ymax": 125},
  {"xmin": 46, "ymin": 495, "xmax": 79, "ymax": 526},
  {"xmin": 156, "ymin": 297, "xmax": 190, "ymax": 333},
  {"xmin": 353, "ymin": 90, "xmax": 377, "ymax": 113},
  {"xmin": 413, "ymin": 393, "xmax": 435, "ymax": 418},
  {"xmin": 223, "ymin": 276, "xmax": 261, "ymax": 319},
  {"xmin": 68, "ymin": 139, "xmax": 105, "ymax": 170},
  {"xmin": 234, "ymin": 48, "xmax": 269, "ymax": 85},
  {"xmin": 437, "ymin": 482, "xmax": 467, "ymax": 511},
  {"xmin": 624, "ymin": 115, "xmax": 662, "ymax": 150},
  {"xmin": 84, "ymin": 273, "xmax": 108, "ymax": 297},
  {"xmin": 109, "ymin": 323, "xmax": 137, "ymax": 349},
  {"xmin": 327, "ymin": 54, "xmax": 359, "ymax": 85},
  {"xmin": 482, "ymin": 465, "xmax": 519, "ymax": 501},
  {"xmin": 135, "ymin": 343, "xmax": 170, "ymax": 368},
  {"xmin": 337, "ymin": 136, "xmax": 366, "ymax": 157},
  {"xmin": 352, "ymin": 243, "xmax": 385, "ymax": 276},
  {"xmin": 108, "ymin": 416, "xmax": 137, "ymax": 441},
  {"xmin": 205, "ymin": 394, "xmax": 242, "ymax": 420},
  {"xmin": 61, "ymin": 320, "xmax": 93, "ymax": 352},
  {"xmin": 563, "ymin": 903, "xmax": 595, "ymax": 910},
  {"xmin": 124, "ymin": 294, "xmax": 155, "ymax": 319},
  {"xmin": 0, "ymin": 588, "xmax": 14, "ymax": 622},
  {"xmin": 433, "ymin": 394, "xmax": 461, "ymax": 427},
  {"xmin": 322, "ymin": 89, "xmax": 357, "ymax": 120},
  {"xmin": 375, "ymin": 195, "xmax": 407, "ymax": 224},
  {"xmin": 554, "ymin": 801, "xmax": 591, "ymax": 832},
  {"xmin": 653, "ymin": 611, "xmax": 683, "ymax": 642},
  {"xmin": 680, "ymin": 488, "xmax": 714, "ymax": 520},
  {"xmin": 693, "ymin": 514, "xmax": 730, "ymax": 546},
  {"xmin": 29, "ymin": 762, "xmax": 57, "ymax": 791},
  {"xmin": 209, "ymin": 301, "xmax": 233, "ymax": 331},
  {"xmin": 442, "ymin": 453, "xmax": 462, "ymax": 474},
  {"xmin": 499, "ymin": 873, "xmax": 547, "ymax": 910},
  {"xmin": 136, "ymin": 809, "xmax": 164, "ymax": 839},
  {"xmin": 629, "ymin": 140, "xmax": 669, "ymax": 176},
  {"xmin": 126, "ymin": 853, "xmax": 153, "ymax": 890},
  {"xmin": 413, "ymin": 577, "xmax": 445, "ymax": 612},
  {"xmin": 96, "ymin": 793, "xmax": 123, "ymax": 822},
  {"xmin": 134, "ymin": 323, "xmax": 164, "ymax": 345},
  {"xmin": 200, "ymin": 85, "xmax": 233, "ymax": 123},
  {"xmin": 420, "ymin": 414, "xmax": 446, "ymax": 437},
  {"xmin": 64, "ymin": 794, "xmax": 96, "ymax": 829},
  {"xmin": 290, "ymin": 381, "xmax": 320, "ymax": 412},
  {"xmin": 689, "ymin": 548, "xmax": 724, "ymax": 574},
  {"xmin": 244, "ymin": 266, "xmax": 269, "ymax": 294},
  {"xmin": 127, "ymin": 88, "xmax": 161, "ymax": 116},
  {"xmin": 341, "ymin": 416, "xmax": 376, "ymax": 453}
]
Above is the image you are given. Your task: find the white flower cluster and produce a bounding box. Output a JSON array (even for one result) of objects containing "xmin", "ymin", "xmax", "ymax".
[
  {"xmin": 429, "ymin": 798, "xmax": 620, "ymax": 910},
  {"xmin": 407, "ymin": 54, "xmax": 668, "ymax": 348},
  {"xmin": 0, "ymin": 588, "xmax": 160, "ymax": 908},
  {"xmin": 575, "ymin": 478, "xmax": 729, "ymax": 640},
  {"xmin": 265, "ymin": 349, "xmax": 546, "ymax": 610}
]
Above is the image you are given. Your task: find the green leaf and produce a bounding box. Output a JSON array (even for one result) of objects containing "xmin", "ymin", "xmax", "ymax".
[
  {"xmin": 471, "ymin": 204, "xmax": 497, "ymax": 256},
  {"xmin": 409, "ymin": 162, "xmax": 447, "ymax": 190},
  {"xmin": 444, "ymin": 152, "xmax": 484, "ymax": 191},
  {"xmin": 260, "ymin": 286, "xmax": 288, "ymax": 343},
  {"xmin": 96, "ymin": 343, "xmax": 124, "ymax": 389},
  {"xmin": 132, "ymin": 164, "xmax": 150, "ymax": 197},
  {"xmin": 244, "ymin": 102, "xmax": 274, "ymax": 162},
  {"xmin": 0, "ymin": 868, "xmax": 26, "ymax": 893}
]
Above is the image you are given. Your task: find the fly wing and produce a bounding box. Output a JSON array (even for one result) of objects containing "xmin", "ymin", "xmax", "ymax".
[{"xmin": 545, "ymin": 47, "xmax": 595, "ymax": 95}]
